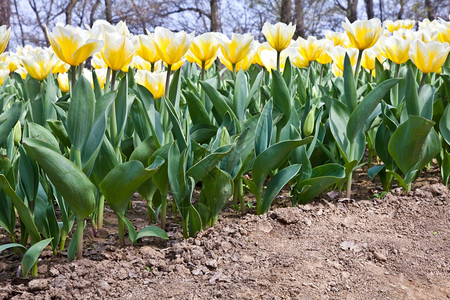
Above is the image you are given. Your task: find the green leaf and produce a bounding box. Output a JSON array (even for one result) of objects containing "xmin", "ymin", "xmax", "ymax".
[
  {"xmin": 186, "ymin": 144, "xmax": 233, "ymax": 183},
  {"xmin": 0, "ymin": 102, "xmax": 22, "ymax": 147},
  {"xmin": 164, "ymin": 97, "xmax": 188, "ymax": 152},
  {"xmin": 23, "ymin": 138, "xmax": 95, "ymax": 221},
  {"xmin": 0, "ymin": 175, "xmax": 41, "ymax": 245},
  {"xmin": 271, "ymin": 70, "xmax": 291, "ymax": 129},
  {"xmin": 188, "ymin": 205, "xmax": 202, "ymax": 238},
  {"xmin": 200, "ymin": 81, "xmax": 239, "ymax": 127},
  {"xmin": 67, "ymin": 76, "xmax": 95, "ymax": 150},
  {"xmin": 252, "ymin": 138, "xmax": 312, "ymax": 196},
  {"xmin": 388, "ymin": 115, "xmax": 441, "ymax": 175},
  {"xmin": 201, "ymin": 167, "xmax": 233, "ymax": 225},
  {"xmin": 347, "ymin": 78, "xmax": 400, "ymax": 142},
  {"xmin": 136, "ymin": 225, "xmax": 168, "ymax": 241},
  {"xmin": 441, "ymin": 150, "xmax": 450, "ymax": 186},
  {"xmin": 184, "ymin": 90, "xmax": 211, "ymax": 125},
  {"xmin": 343, "ymin": 54, "xmax": 357, "ymax": 112},
  {"xmin": 260, "ymin": 164, "xmax": 301, "ymax": 214},
  {"xmin": 26, "ymin": 122, "xmax": 61, "ymax": 153},
  {"xmin": 405, "ymin": 66, "xmax": 419, "ymax": 116},
  {"xmin": 0, "ymin": 243, "xmax": 26, "ymax": 253},
  {"xmin": 294, "ymin": 163, "xmax": 346, "ymax": 204},
  {"xmin": 99, "ymin": 158, "xmax": 164, "ymax": 216},
  {"xmin": 440, "ymin": 104, "xmax": 450, "ymax": 146},
  {"xmin": 255, "ymin": 99, "xmax": 273, "ymax": 156},
  {"xmin": 22, "ymin": 238, "xmax": 53, "ymax": 278},
  {"xmin": 233, "ymin": 70, "xmax": 248, "ymax": 121},
  {"xmin": 47, "ymin": 119, "xmax": 71, "ymax": 148}
]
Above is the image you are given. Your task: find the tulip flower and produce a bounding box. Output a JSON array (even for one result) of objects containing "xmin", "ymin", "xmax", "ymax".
[
  {"xmin": 385, "ymin": 20, "xmax": 415, "ymax": 33},
  {"xmin": 153, "ymin": 27, "xmax": 194, "ymax": 67},
  {"xmin": 324, "ymin": 31, "xmax": 348, "ymax": 47},
  {"xmin": 436, "ymin": 22, "xmax": 450, "ymax": 44},
  {"xmin": 0, "ymin": 25, "xmax": 11, "ymax": 55},
  {"xmin": 0, "ymin": 52, "xmax": 20, "ymax": 72},
  {"xmin": 219, "ymin": 33, "xmax": 254, "ymax": 75},
  {"xmin": 297, "ymin": 36, "xmax": 330, "ymax": 64},
  {"xmin": 219, "ymin": 39, "xmax": 256, "ymax": 73},
  {"xmin": 379, "ymin": 36, "xmax": 410, "ymax": 65},
  {"xmin": 262, "ymin": 22, "xmax": 295, "ymax": 71},
  {"xmin": 134, "ymin": 34, "xmax": 161, "ymax": 71},
  {"xmin": 83, "ymin": 68, "xmax": 108, "ymax": 90},
  {"xmin": 0, "ymin": 65, "xmax": 9, "ymax": 86},
  {"xmin": 20, "ymin": 47, "xmax": 53, "ymax": 81},
  {"xmin": 57, "ymin": 73, "xmax": 70, "ymax": 92},
  {"xmin": 361, "ymin": 47, "xmax": 385, "ymax": 72},
  {"xmin": 262, "ymin": 22, "xmax": 296, "ymax": 53},
  {"xmin": 47, "ymin": 24, "xmax": 103, "ymax": 66},
  {"xmin": 101, "ymin": 31, "xmax": 136, "ymax": 72},
  {"xmin": 253, "ymin": 42, "xmax": 272, "ymax": 66},
  {"xmin": 135, "ymin": 70, "xmax": 166, "ymax": 99},
  {"xmin": 409, "ymin": 39, "xmax": 450, "ymax": 74},
  {"xmin": 342, "ymin": 18, "xmax": 384, "ymax": 50},
  {"xmin": 185, "ymin": 32, "xmax": 220, "ymax": 75},
  {"xmin": 328, "ymin": 46, "xmax": 358, "ymax": 77}
]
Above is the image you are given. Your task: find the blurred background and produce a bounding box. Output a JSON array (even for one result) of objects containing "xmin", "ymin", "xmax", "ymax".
[{"xmin": 0, "ymin": 0, "xmax": 449, "ymax": 48}]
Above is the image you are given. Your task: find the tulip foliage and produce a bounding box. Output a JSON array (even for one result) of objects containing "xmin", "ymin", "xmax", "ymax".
[{"xmin": 0, "ymin": 17, "xmax": 450, "ymax": 277}]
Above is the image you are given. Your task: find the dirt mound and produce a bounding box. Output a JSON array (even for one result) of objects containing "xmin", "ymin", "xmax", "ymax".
[{"xmin": 1, "ymin": 183, "xmax": 449, "ymax": 299}]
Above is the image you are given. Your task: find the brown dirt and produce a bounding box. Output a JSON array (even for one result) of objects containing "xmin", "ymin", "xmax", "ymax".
[{"xmin": 0, "ymin": 171, "xmax": 449, "ymax": 300}]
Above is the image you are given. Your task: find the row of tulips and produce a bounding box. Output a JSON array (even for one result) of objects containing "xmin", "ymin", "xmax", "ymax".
[{"xmin": 0, "ymin": 16, "xmax": 449, "ymax": 278}]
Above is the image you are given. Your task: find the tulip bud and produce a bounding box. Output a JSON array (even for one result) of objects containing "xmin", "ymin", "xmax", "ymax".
[
  {"xmin": 13, "ymin": 121, "xmax": 21, "ymax": 145},
  {"xmin": 303, "ymin": 106, "xmax": 316, "ymax": 136}
]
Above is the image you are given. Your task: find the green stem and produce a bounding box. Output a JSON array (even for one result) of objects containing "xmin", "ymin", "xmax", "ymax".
[
  {"xmin": 110, "ymin": 70, "xmax": 117, "ymax": 91},
  {"xmin": 104, "ymin": 67, "xmax": 111, "ymax": 93},
  {"xmin": 165, "ymin": 64, "xmax": 172, "ymax": 97},
  {"xmin": 256, "ymin": 193, "xmax": 262, "ymax": 215},
  {"xmin": 182, "ymin": 220, "xmax": 188, "ymax": 239},
  {"xmin": 118, "ymin": 216, "xmax": 125, "ymax": 247},
  {"xmin": 59, "ymin": 232, "xmax": 67, "ymax": 252},
  {"xmin": 276, "ymin": 51, "xmax": 281, "ymax": 72},
  {"xmin": 30, "ymin": 261, "xmax": 38, "ymax": 278},
  {"xmin": 160, "ymin": 193, "xmax": 168, "ymax": 230},
  {"xmin": 405, "ymin": 183, "xmax": 412, "ymax": 195},
  {"xmin": 201, "ymin": 61, "xmax": 206, "ymax": 105},
  {"xmin": 76, "ymin": 220, "xmax": 84, "ymax": 259},
  {"xmin": 70, "ymin": 65, "xmax": 76, "ymax": 96},
  {"xmin": 319, "ymin": 63, "xmax": 324, "ymax": 85},
  {"xmin": 232, "ymin": 63, "xmax": 236, "ymax": 80},
  {"xmin": 77, "ymin": 63, "xmax": 84, "ymax": 79},
  {"xmin": 418, "ymin": 73, "xmax": 427, "ymax": 95},
  {"xmin": 151, "ymin": 62, "xmax": 155, "ymax": 73},
  {"xmin": 233, "ymin": 177, "xmax": 244, "ymax": 214},
  {"xmin": 346, "ymin": 143, "xmax": 356, "ymax": 199},
  {"xmin": 73, "ymin": 148, "xmax": 82, "ymax": 169},
  {"xmin": 97, "ymin": 195, "xmax": 105, "ymax": 230},
  {"xmin": 355, "ymin": 49, "xmax": 364, "ymax": 85},
  {"xmin": 305, "ymin": 64, "xmax": 311, "ymax": 90}
]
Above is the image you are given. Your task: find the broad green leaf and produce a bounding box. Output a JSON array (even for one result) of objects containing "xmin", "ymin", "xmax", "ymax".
[
  {"xmin": 184, "ymin": 90, "xmax": 211, "ymax": 125},
  {"xmin": 0, "ymin": 175, "xmax": 41, "ymax": 244},
  {"xmin": 201, "ymin": 167, "xmax": 233, "ymax": 225},
  {"xmin": 271, "ymin": 70, "xmax": 291, "ymax": 129},
  {"xmin": 22, "ymin": 238, "xmax": 53, "ymax": 278},
  {"xmin": 260, "ymin": 164, "xmax": 301, "ymax": 214},
  {"xmin": 188, "ymin": 205, "xmax": 202, "ymax": 238},
  {"xmin": 0, "ymin": 243, "xmax": 26, "ymax": 253},
  {"xmin": 441, "ymin": 150, "xmax": 450, "ymax": 185},
  {"xmin": 347, "ymin": 78, "xmax": 400, "ymax": 142},
  {"xmin": 255, "ymin": 99, "xmax": 273, "ymax": 156},
  {"xmin": 164, "ymin": 97, "xmax": 188, "ymax": 152},
  {"xmin": 99, "ymin": 157, "xmax": 164, "ymax": 216},
  {"xmin": 405, "ymin": 66, "xmax": 419, "ymax": 116},
  {"xmin": 343, "ymin": 54, "xmax": 357, "ymax": 112},
  {"xmin": 388, "ymin": 115, "xmax": 440, "ymax": 175},
  {"xmin": 294, "ymin": 163, "xmax": 346, "ymax": 204},
  {"xmin": 187, "ymin": 144, "xmax": 233, "ymax": 183},
  {"xmin": 200, "ymin": 81, "xmax": 239, "ymax": 127},
  {"xmin": 26, "ymin": 122, "xmax": 61, "ymax": 153},
  {"xmin": 47, "ymin": 119, "xmax": 71, "ymax": 148},
  {"xmin": 233, "ymin": 70, "xmax": 248, "ymax": 121},
  {"xmin": 0, "ymin": 102, "xmax": 22, "ymax": 147},
  {"xmin": 439, "ymin": 104, "xmax": 450, "ymax": 146},
  {"xmin": 67, "ymin": 76, "xmax": 95, "ymax": 150},
  {"xmin": 136, "ymin": 225, "xmax": 168, "ymax": 241},
  {"xmin": 23, "ymin": 138, "xmax": 95, "ymax": 220},
  {"xmin": 252, "ymin": 138, "xmax": 312, "ymax": 195}
]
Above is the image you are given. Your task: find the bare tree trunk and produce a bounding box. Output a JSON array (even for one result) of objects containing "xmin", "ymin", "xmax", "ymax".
[
  {"xmin": 90, "ymin": 0, "xmax": 101, "ymax": 26},
  {"xmin": 280, "ymin": 0, "xmax": 292, "ymax": 24},
  {"xmin": 379, "ymin": 0, "xmax": 384, "ymax": 20},
  {"xmin": 294, "ymin": 0, "xmax": 304, "ymax": 38},
  {"xmin": 65, "ymin": 0, "xmax": 80, "ymax": 25},
  {"xmin": 364, "ymin": 0, "xmax": 374, "ymax": 19},
  {"xmin": 424, "ymin": 0, "xmax": 434, "ymax": 20},
  {"xmin": 105, "ymin": 0, "xmax": 112, "ymax": 23},
  {"xmin": 348, "ymin": 0, "xmax": 358, "ymax": 22},
  {"xmin": 397, "ymin": 0, "xmax": 404, "ymax": 19},
  {"xmin": 12, "ymin": 0, "xmax": 25, "ymax": 46},
  {"xmin": 210, "ymin": 0, "xmax": 222, "ymax": 32},
  {"xmin": 0, "ymin": 0, "xmax": 11, "ymax": 26}
]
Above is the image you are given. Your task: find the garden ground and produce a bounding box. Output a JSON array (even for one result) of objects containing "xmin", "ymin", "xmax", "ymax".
[{"xmin": 0, "ymin": 168, "xmax": 449, "ymax": 300}]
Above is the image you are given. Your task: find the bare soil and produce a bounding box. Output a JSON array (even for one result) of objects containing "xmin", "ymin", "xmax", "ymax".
[{"xmin": 0, "ymin": 170, "xmax": 449, "ymax": 300}]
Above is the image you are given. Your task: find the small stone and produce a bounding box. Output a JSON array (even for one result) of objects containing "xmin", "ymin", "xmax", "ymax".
[
  {"xmin": 205, "ymin": 259, "xmax": 218, "ymax": 269},
  {"xmin": 49, "ymin": 267, "xmax": 59, "ymax": 277},
  {"xmin": 240, "ymin": 254, "xmax": 255, "ymax": 263},
  {"xmin": 303, "ymin": 218, "xmax": 312, "ymax": 226},
  {"xmin": 99, "ymin": 280, "xmax": 110, "ymax": 290},
  {"xmin": 28, "ymin": 279, "xmax": 50, "ymax": 291},
  {"xmin": 191, "ymin": 268, "xmax": 202, "ymax": 276},
  {"xmin": 373, "ymin": 251, "xmax": 387, "ymax": 262}
]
